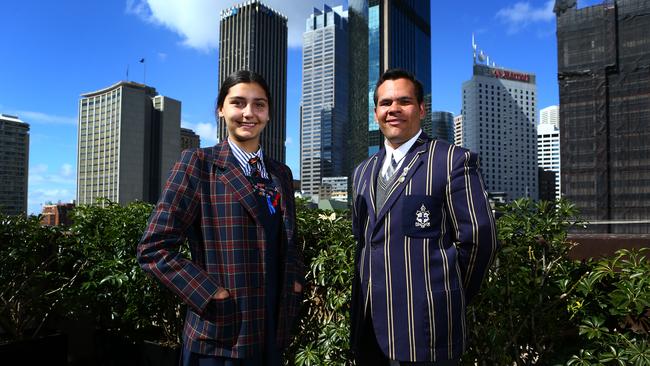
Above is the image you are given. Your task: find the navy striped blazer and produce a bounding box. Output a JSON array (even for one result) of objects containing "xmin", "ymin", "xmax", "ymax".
[
  {"xmin": 137, "ymin": 140, "xmax": 304, "ymax": 358},
  {"xmin": 350, "ymin": 134, "xmax": 498, "ymax": 362}
]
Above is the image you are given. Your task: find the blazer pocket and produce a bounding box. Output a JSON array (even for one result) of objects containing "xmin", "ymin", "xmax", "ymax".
[
  {"xmin": 200, "ymin": 297, "xmax": 241, "ymax": 346},
  {"xmin": 402, "ymin": 194, "xmax": 441, "ymax": 238}
]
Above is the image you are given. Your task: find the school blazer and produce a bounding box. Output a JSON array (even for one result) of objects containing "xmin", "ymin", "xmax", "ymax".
[
  {"xmin": 350, "ymin": 134, "xmax": 498, "ymax": 362},
  {"xmin": 137, "ymin": 141, "xmax": 304, "ymax": 358}
]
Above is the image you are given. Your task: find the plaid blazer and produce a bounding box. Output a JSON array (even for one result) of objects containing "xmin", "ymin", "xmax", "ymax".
[
  {"xmin": 137, "ymin": 140, "xmax": 304, "ymax": 358},
  {"xmin": 350, "ymin": 134, "xmax": 498, "ymax": 362}
]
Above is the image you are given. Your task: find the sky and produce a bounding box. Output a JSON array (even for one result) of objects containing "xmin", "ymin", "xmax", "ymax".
[{"xmin": 1, "ymin": 0, "xmax": 603, "ymax": 214}]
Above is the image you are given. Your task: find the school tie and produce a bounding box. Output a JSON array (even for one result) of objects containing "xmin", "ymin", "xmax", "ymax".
[
  {"xmin": 383, "ymin": 153, "xmax": 399, "ymax": 181},
  {"xmin": 248, "ymin": 156, "xmax": 261, "ymax": 178}
]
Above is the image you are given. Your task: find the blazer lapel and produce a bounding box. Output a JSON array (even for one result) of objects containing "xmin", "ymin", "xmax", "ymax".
[
  {"xmin": 212, "ymin": 141, "xmax": 261, "ymax": 224},
  {"xmin": 365, "ymin": 152, "xmax": 382, "ymax": 226},
  {"xmin": 375, "ymin": 136, "xmax": 431, "ymax": 224}
]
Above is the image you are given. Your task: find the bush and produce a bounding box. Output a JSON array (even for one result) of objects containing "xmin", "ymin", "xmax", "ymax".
[
  {"xmin": 0, "ymin": 213, "xmax": 76, "ymax": 341},
  {"xmin": 4, "ymin": 197, "xmax": 648, "ymax": 365},
  {"xmin": 462, "ymin": 198, "xmax": 587, "ymax": 365},
  {"xmin": 286, "ymin": 199, "xmax": 355, "ymax": 366},
  {"xmin": 65, "ymin": 200, "xmax": 184, "ymax": 346},
  {"xmin": 564, "ymin": 249, "xmax": 650, "ymax": 365}
]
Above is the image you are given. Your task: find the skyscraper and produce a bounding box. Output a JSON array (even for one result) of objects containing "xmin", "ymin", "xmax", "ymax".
[
  {"xmin": 540, "ymin": 105, "xmax": 559, "ymax": 128},
  {"xmin": 346, "ymin": 0, "xmax": 370, "ymax": 183},
  {"xmin": 0, "ymin": 114, "xmax": 29, "ymax": 215},
  {"xmin": 537, "ymin": 121, "xmax": 561, "ymax": 200},
  {"xmin": 347, "ymin": 0, "xmax": 432, "ymax": 164},
  {"xmin": 219, "ymin": 1, "xmax": 287, "ymax": 162},
  {"xmin": 77, "ymin": 81, "xmax": 180, "ymax": 206},
  {"xmin": 555, "ymin": 0, "xmax": 650, "ymax": 233},
  {"xmin": 462, "ymin": 62, "xmax": 538, "ymax": 201},
  {"xmin": 431, "ymin": 111, "xmax": 454, "ymax": 144},
  {"xmin": 367, "ymin": 0, "xmax": 432, "ymax": 155},
  {"xmin": 300, "ymin": 5, "xmax": 349, "ymax": 200}
]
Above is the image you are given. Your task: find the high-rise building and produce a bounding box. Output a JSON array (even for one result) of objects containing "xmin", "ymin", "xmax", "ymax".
[
  {"xmin": 538, "ymin": 122, "xmax": 561, "ymax": 200},
  {"xmin": 462, "ymin": 63, "xmax": 538, "ymax": 201},
  {"xmin": 300, "ymin": 5, "xmax": 349, "ymax": 200},
  {"xmin": 346, "ymin": 0, "xmax": 370, "ymax": 186},
  {"xmin": 219, "ymin": 1, "xmax": 287, "ymax": 162},
  {"xmin": 181, "ymin": 127, "xmax": 200, "ymax": 150},
  {"xmin": 431, "ymin": 111, "xmax": 454, "ymax": 144},
  {"xmin": 347, "ymin": 0, "xmax": 431, "ymax": 162},
  {"xmin": 538, "ymin": 168, "xmax": 557, "ymax": 202},
  {"xmin": 77, "ymin": 81, "xmax": 180, "ymax": 206},
  {"xmin": 540, "ymin": 105, "xmax": 559, "ymax": 128},
  {"xmin": 367, "ymin": 0, "xmax": 432, "ymax": 155},
  {"xmin": 454, "ymin": 114, "xmax": 463, "ymax": 146},
  {"xmin": 555, "ymin": 0, "xmax": 650, "ymax": 233},
  {"xmin": 0, "ymin": 114, "xmax": 29, "ymax": 215}
]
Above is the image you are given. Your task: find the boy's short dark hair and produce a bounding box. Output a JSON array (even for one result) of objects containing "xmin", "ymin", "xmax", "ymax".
[{"xmin": 373, "ymin": 68, "xmax": 424, "ymax": 106}]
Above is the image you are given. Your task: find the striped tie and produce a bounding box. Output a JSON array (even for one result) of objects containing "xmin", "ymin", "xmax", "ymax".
[
  {"xmin": 248, "ymin": 156, "xmax": 261, "ymax": 177},
  {"xmin": 383, "ymin": 153, "xmax": 398, "ymax": 181}
]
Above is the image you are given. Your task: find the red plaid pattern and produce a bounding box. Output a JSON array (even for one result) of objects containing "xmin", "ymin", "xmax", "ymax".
[{"xmin": 137, "ymin": 140, "xmax": 304, "ymax": 358}]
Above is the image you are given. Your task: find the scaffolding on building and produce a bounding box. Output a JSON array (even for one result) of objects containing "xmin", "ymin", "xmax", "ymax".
[{"xmin": 556, "ymin": 0, "xmax": 650, "ymax": 233}]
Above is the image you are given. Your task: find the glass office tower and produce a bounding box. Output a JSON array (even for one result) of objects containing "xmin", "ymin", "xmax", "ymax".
[
  {"xmin": 300, "ymin": 5, "xmax": 349, "ymax": 200},
  {"xmin": 348, "ymin": 0, "xmax": 431, "ymax": 156}
]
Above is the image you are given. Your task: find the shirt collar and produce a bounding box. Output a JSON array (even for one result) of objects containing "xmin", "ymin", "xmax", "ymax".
[
  {"xmin": 228, "ymin": 137, "xmax": 268, "ymax": 178},
  {"xmin": 383, "ymin": 129, "xmax": 422, "ymax": 164}
]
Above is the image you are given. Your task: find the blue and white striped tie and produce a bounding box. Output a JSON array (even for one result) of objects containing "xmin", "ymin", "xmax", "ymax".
[{"xmin": 383, "ymin": 153, "xmax": 398, "ymax": 181}]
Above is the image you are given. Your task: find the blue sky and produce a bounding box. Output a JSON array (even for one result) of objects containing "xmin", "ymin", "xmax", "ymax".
[{"xmin": 1, "ymin": 0, "xmax": 602, "ymax": 214}]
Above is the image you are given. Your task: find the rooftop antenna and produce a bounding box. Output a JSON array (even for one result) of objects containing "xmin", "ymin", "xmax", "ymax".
[{"xmin": 472, "ymin": 33, "xmax": 477, "ymax": 64}]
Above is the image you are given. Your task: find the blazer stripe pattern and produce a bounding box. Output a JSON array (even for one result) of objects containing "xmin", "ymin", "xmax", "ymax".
[
  {"xmin": 351, "ymin": 134, "xmax": 498, "ymax": 362},
  {"xmin": 137, "ymin": 141, "xmax": 304, "ymax": 358}
]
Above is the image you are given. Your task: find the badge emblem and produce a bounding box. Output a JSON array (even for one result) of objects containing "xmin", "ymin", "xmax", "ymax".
[{"xmin": 415, "ymin": 204, "xmax": 431, "ymax": 228}]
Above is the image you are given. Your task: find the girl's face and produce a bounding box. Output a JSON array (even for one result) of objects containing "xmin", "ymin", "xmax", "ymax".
[{"xmin": 218, "ymin": 82, "xmax": 269, "ymax": 151}]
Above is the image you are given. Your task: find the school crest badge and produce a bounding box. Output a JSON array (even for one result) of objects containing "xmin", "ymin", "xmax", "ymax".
[{"xmin": 415, "ymin": 204, "xmax": 431, "ymax": 228}]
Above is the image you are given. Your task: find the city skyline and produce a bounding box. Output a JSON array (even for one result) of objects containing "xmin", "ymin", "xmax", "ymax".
[{"xmin": 1, "ymin": 0, "xmax": 603, "ymax": 214}]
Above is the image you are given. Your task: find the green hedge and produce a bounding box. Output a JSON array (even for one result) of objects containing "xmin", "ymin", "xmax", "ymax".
[{"xmin": 1, "ymin": 198, "xmax": 648, "ymax": 365}]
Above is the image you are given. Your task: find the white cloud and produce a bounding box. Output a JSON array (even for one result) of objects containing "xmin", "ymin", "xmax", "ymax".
[
  {"xmin": 496, "ymin": 0, "xmax": 555, "ymax": 34},
  {"xmin": 28, "ymin": 163, "xmax": 77, "ymax": 214},
  {"xmin": 28, "ymin": 189, "xmax": 74, "ymax": 215},
  {"xmin": 29, "ymin": 172, "xmax": 75, "ymax": 186},
  {"xmin": 158, "ymin": 52, "xmax": 168, "ymax": 61},
  {"xmin": 14, "ymin": 110, "xmax": 77, "ymax": 125},
  {"xmin": 182, "ymin": 120, "xmax": 218, "ymax": 145},
  {"xmin": 126, "ymin": 0, "xmax": 345, "ymax": 51},
  {"xmin": 32, "ymin": 163, "xmax": 49, "ymax": 174},
  {"xmin": 285, "ymin": 136, "xmax": 293, "ymax": 145},
  {"xmin": 60, "ymin": 164, "xmax": 74, "ymax": 178}
]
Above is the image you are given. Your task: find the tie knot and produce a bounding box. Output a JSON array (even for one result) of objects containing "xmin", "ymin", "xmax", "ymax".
[{"xmin": 248, "ymin": 156, "xmax": 261, "ymax": 177}]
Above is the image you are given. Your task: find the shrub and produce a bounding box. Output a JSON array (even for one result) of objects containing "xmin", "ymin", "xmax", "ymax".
[
  {"xmin": 65, "ymin": 200, "xmax": 184, "ymax": 346},
  {"xmin": 0, "ymin": 213, "xmax": 76, "ymax": 341},
  {"xmin": 462, "ymin": 198, "xmax": 587, "ymax": 365},
  {"xmin": 286, "ymin": 199, "xmax": 355, "ymax": 366},
  {"xmin": 564, "ymin": 248, "xmax": 650, "ymax": 365}
]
